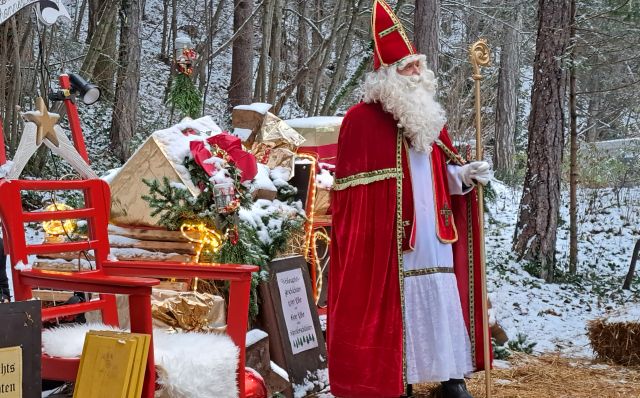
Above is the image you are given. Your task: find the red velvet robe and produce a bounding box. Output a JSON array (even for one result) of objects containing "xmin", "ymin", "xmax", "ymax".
[{"xmin": 327, "ymin": 102, "xmax": 491, "ymax": 397}]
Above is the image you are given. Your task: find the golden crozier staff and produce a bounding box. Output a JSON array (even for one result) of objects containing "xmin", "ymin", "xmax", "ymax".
[{"xmin": 469, "ymin": 39, "xmax": 492, "ymax": 398}]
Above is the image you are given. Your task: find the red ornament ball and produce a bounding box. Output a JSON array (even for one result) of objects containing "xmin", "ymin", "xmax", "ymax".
[{"xmin": 244, "ymin": 368, "xmax": 267, "ymax": 398}]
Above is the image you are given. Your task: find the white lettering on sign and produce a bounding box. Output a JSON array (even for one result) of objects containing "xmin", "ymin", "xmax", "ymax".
[
  {"xmin": 276, "ymin": 268, "xmax": 319, "ymax": 355},
  {"xmin": 0, "ymin": 0, "xmax": 40, "ymax": 25}
]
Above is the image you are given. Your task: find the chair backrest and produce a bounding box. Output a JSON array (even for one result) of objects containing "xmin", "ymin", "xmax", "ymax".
[{"xmin": 0, "ymin": 178, "xmax": 113, "ymax": 301}]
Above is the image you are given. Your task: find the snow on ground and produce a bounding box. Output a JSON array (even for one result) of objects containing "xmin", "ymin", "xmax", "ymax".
[{"xmin": 487, "ymin": 182, "xmax": 640, "ymax": 357}]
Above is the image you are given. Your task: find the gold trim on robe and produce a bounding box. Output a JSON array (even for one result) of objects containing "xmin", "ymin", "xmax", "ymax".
[
  {"xmin": 403, "ymin": 267, "xmax": 455, "ymax": 278},
  {"xmin": 333, "ymin": 168, "xmax": 402, "ymax": 191}
]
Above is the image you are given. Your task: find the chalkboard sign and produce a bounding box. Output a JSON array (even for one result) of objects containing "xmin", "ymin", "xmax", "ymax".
[
  {"xmin": 258, "ymin": 256, "xmax": 327, "ymax": 394},
  {"xmin": 0, "ymin": 300, "xmax": 41, "ymax": 398}
]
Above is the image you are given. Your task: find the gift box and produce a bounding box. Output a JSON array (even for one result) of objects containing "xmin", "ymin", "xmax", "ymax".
[
  {"xmin": 232, "ymin": 104, "xmax": 306, "ymax": 179},
  {"xmin": 285, "ymin": 116, "xmax": 342, "ymax": 144}
]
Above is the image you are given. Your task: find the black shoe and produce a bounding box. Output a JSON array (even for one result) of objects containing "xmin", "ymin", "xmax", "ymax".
[
  {"xmin": 400, "ymin": 383, "xmax": 413, "ymax": 397},
  {"xmin": 440, "ymin": 379, "xmax": 473, "ymax": 398},
  {"xmin": 0, "ymin": 288, "xmax": 10, "ymax": 303}
]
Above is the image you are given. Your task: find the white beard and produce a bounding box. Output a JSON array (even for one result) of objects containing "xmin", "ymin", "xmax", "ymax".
[{"xmin": 363, "ymin": 62, "xmax": 447, "ymax": 153}]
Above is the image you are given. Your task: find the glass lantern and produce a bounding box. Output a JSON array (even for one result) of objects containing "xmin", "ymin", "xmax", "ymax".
[{"xmin": 213, "ymin": 182, "xmax": 236, "ymax": 213}]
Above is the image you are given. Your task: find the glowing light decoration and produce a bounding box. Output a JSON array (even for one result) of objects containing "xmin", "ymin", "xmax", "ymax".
[
  {"xmin": 42, "ymin": 203, "xmax": 77, "ymax": 241},
  {"xmin": 312, "ymin": 228, "xmax": 331, "ymax": 306},
  {"xmin": 180, "ymin": 222, "xmax": 224, "ymax": 263}
]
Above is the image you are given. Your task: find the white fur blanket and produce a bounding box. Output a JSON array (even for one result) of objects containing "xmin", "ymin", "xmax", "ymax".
[{"xmin": 42, "ymin": 323, "xmax": 239, "ymax": 398}]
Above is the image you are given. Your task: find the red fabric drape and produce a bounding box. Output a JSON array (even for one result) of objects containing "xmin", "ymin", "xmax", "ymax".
[{"xmin": 329, "ymin": 102, "xmax": 403, "ymax": 397}]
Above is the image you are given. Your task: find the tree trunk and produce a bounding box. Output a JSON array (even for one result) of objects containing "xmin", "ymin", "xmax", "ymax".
[
  {"xmin": 80, "ymin": 0, "xmax": 120, "ymax": 84},
  {"xmin": 229, "ymin": 0, "xmax": 254, "ymax": 107},
  {"xmin": 295, "ymin": 0, "xmax": 308, "ymax": 107},
  {"xmin": 3, "ymin": 13, "xmax": 32, "ymax": 158},
  {"xmin": 568, "ymin": 0, "xmax": 578, "ymax": 274},
  {"xmin": 414, "ymin": 0, "xmax": 440, "ymax": 72},
  {"xmin": 0, "ymin": 24, "xmax": 8, "ymax": 133},
  {"xmin": 86, "ymin": 0, "xmax": 103, "ymax": 44},
  {"xmin": 310, "ymin": 0, "xmax": 345, "ymax": 115},
  {"xmin": 585, "ymin": 76, "xmax": 601, "ymax": 142},
  {"xmin": 513, "ymin": 0, "xmax": 571, "ymax": 282},
  {"xmin": 73, "ymin": 0, "xmax": 88, "ymax": 41},
  {"xmin": 493, "ymin": 9, "xmax": 521, "ymax": 179},
  {"xmin": 320, "ymin": 0, "xmax": 360, "ymax": 115},
  {"xmin": 160, "ymin": 0, "xmax": 170, "ymax": 61},
  {"xmin": 254, "ymin": 0, "xmax": 274, "ymax": 102},
  {"xmin": 110, "ymin": 0, "xmax": 141, "ymax": 162},
  {"xmin": 8, "ymin": 18, "xmax": 22, "ymax": 155},
  {"xmin": 266, "ymin": 0, "xmax": 284, "ymax": 104},
  {"xmin": 164, "ymin": 0, "xmax": 178, "ymax": 104},
  {"xmin": 622, "ymin": 239, "xmax": 640, "ymax": 290},
  {"xmin": 93, "ymin": 2, "xmax": 120, "ymax": 99},
  {"xmin": 203, "ymin": 0, "xmax": 227, "ymax": 110}
]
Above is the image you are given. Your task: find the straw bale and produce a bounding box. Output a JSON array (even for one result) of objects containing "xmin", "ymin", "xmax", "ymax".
[{"xmin": 588, "ymin": 319, "xmax": 640, "ymax": 366}]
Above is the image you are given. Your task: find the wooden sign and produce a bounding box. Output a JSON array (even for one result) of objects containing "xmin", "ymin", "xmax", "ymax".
[
  {"xmin": 276, "ymin": 267, "xmax": 319, "ymax": 354},
  {"xmin": 0, "ymin": 346, "xmax": 21, "ymax": 397},
  {"xmin": 0, "ymin": 301, "xmax": 41, "ymax": 398},
  {"xmin": 0, "ymin": 0, "xmax": 39, "ymax": 25},
  {"xmin": 258, "ymin": 256, "xmax": 327, "ymax": 395}
]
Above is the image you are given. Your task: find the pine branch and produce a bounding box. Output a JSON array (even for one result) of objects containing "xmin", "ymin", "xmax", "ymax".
[{"xmin": 166, "ymin": 73, "xmax": 203, "ymax": 118}]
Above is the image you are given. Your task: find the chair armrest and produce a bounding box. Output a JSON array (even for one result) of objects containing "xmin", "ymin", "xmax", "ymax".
[
  {"xmin": 20, "ymin": 269, "xmax": 159, "ymax": 296},
  {"xmin": 102, "ymin": 260, "xmax": 258, "ymax": 281}
]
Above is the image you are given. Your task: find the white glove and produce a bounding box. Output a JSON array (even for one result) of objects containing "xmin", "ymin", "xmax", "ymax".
[{"xmin": 459, "ymin": 161, "xmax": 492, "ymax": 186}]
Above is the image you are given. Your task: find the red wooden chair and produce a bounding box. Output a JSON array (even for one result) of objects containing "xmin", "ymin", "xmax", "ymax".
[
  {"xmin": 2, "ymin": 178, "xmax": 259, "ymax": 396},
  {"xmin": 0, "ymin": 178, "xmax": 159, "ymax": 397}
]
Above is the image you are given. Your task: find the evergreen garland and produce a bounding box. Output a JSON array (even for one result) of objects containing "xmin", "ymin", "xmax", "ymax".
[
  {"xmin": 167, "ymin": 73, "xmax": 203, "ymax": 119},
  {"xmin": 141, "ymin": 176, "xmax": 205, "ymax": 231}
]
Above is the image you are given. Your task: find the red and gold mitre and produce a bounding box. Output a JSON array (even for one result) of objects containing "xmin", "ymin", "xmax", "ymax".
[{"xmin": 372, "ymin": 0, "xmax": 417, "ymax": 70}]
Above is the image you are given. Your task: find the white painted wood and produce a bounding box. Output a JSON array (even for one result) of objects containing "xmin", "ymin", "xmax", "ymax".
[
  {"xmin": 7, "ymin": 122, "xmax": 38, "ymax": 179},
  {"xmin": 7, "ymin": 122, "xmax": 97, "ymax": 179}
]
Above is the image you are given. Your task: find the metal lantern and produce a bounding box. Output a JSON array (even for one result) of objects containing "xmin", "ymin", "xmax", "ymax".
[
  {"xmin": 174, "ymin": 36, "xmax": 193, "ymax": 60},
  {"xmin": 213, "ymin": 182, "xmax": 236, "ymax": 213}
]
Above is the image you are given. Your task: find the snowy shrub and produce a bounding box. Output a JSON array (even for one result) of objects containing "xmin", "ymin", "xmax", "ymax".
[
  {"xmin": 577, "ymin": 141, "xmax": 640, "ymax": 190},
  {"xmin": 492, "ymin": 338, "xmax": 511, "ymax": 360},
  {"xmin": 507, "ymin": 333, "xmax": 537, "ymax": 354}
]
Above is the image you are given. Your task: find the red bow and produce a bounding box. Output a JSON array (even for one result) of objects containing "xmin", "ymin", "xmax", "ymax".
[{"xmin": 189, "ymin": 133, "xmax": 258, "ymax": 182}]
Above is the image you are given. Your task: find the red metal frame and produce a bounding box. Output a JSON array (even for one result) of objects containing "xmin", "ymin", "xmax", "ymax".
[
  {"xmin": 0, "ymin": 178, "xmax": 158, "ymax": 397},
  {"xmin": 59, "ymin": 74, "xmax": 90, "ymax": 164}
]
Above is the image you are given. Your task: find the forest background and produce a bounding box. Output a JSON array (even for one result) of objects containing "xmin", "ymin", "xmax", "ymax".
[{"xmin": 0, "ymin": 0, "xmax": 639, "ymax": 285}]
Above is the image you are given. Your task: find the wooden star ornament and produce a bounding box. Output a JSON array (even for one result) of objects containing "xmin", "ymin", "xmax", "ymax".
[
  {"xmin": 23, "ymin": 97, "xmax": 60, "ymax": 147},
  {"xmin": 6, "ymin": 97, "xmax": 97, "ymax": 180}
]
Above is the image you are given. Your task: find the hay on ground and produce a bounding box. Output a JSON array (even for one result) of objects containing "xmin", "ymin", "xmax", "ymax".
[{"xmin": 413, "ymin": 353, "xmax": 640, "ymax": 398}]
